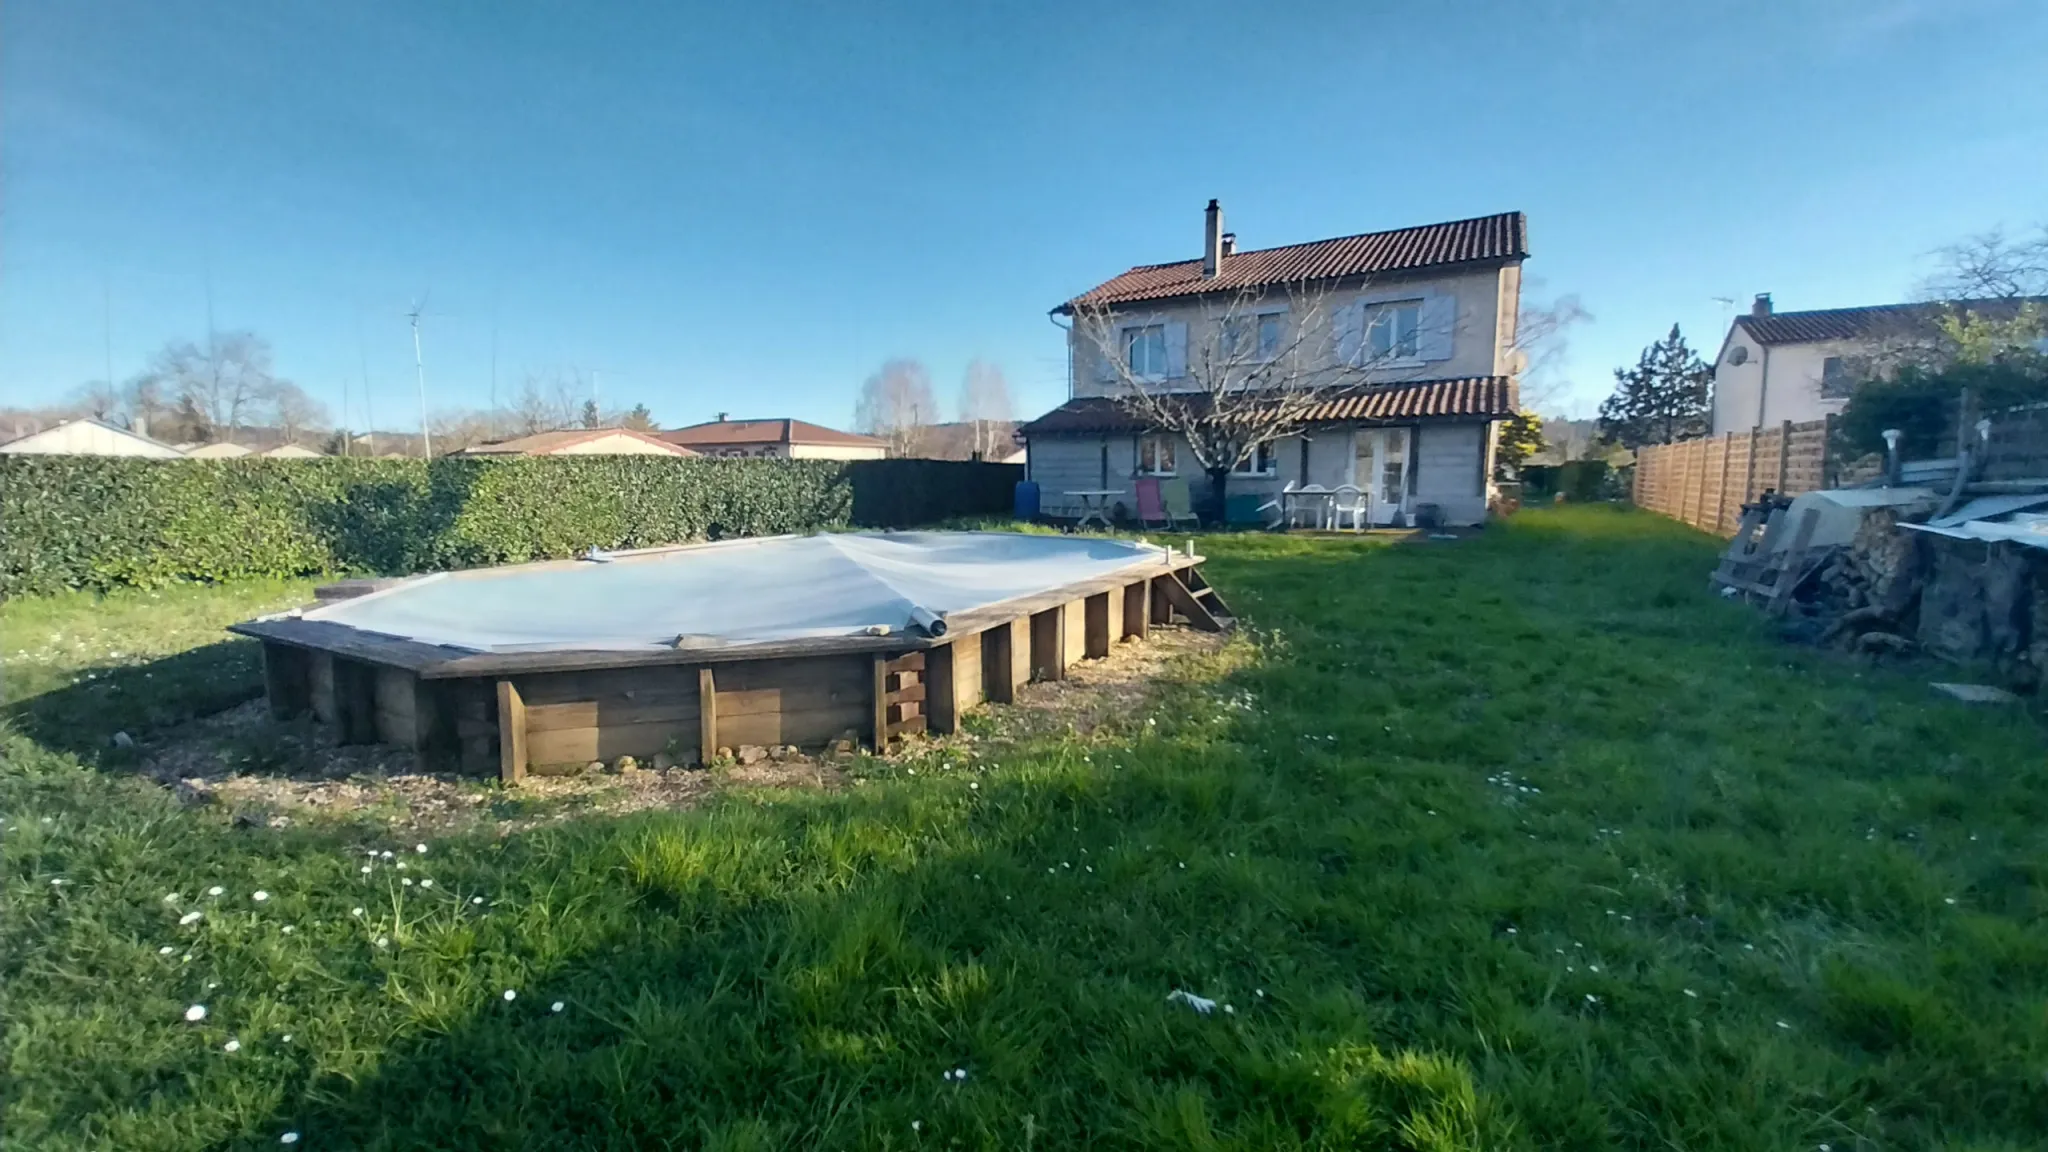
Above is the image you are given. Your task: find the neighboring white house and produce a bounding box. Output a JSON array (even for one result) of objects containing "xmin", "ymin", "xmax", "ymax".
[
  {"xmin": 0, "ymin": 417, "xmax": 186, "ymax": 458},
  {"xmin": 1021, "ymin": 201, "xmax": 1527, "ymax": 526},
  {"xmin": 1710, "ymin": 292, "xmax": 2048, "ymax": 434},
  {"xmin": 454, "ymin": 427, "xmax": 699, "ymax": 457},
  {"xmin": 185, "ymin": 442, "xmax": 255, "ymax": 459},
  {"xmin": 657, "ymin": 417, "xmax": 888, "ymax": 460}
]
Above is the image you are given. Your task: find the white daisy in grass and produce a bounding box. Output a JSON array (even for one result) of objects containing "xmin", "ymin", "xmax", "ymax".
[
  {"xmin": 163, "ymin": 892, "xmax": 181, "ymax": 903},
  {"xmin": 223, "ymin": 1038, "xmax": 241, "ymax": 1053},
  {"xmin": 207, "ymin": 886, "xmax": 224, "ymax": 897},
  {"xmin": 471, "ymin": 896, "xmax": 484, "ymax": 905},
  {"xmin": 282, "ymin": 926, "xmax": 295, "ymax": 934},
  {"xmin": 280, "ymin": 1132, "xmax": 299, "ymax": 1144},
  {"xmin": 415, "ymin": 843, "xmax": 428, "ymax": 854},
  {"xmin": 375, "ymin": 936, "xmax": 390, "ymax": 949},
  {"xmin": 180, "ymin": 911, "xmax": 203, "ymax": 926},
  {"xmin": 184, "ymin": 1004, "xmax": 207, "ymax": 1022},
  {"xmin": 395, "ymin": 862, "xmax": 407, "ymax": 872},
  {"xmin": 252, "ymin": 891, "xmax": 269, "ymax": 902},
  {"xmin": 282, "ymin": 1034, "xmax": 292, "ymax": 1043},
  {"xmin": 380, "ymin": 851, "xmax": 393, "ymax": 859},
  {"xmin": 159, "ymin": 945, "xmax": 175, "ymax": 955},
  {"xmin": 402, "ymin": 879, "xmax": 413, "ymax": 887},
  {"xmin": 502, "ymin": 989, "xmax": 517, "ymax": 1002},
  {"xmin": 351, "ymin": 907, "xmax": 364, "ymax": 917},
  {"xmin": 420, "ymin": 879, "xmax": 433, "ymax": 889},
  {"xmin": 360, "ymin": 866, "xmax": 372, "ymax": 875},
  {"xmin": 552, "ymin": 1001, "xmax": 565, "ymax": 1013}
]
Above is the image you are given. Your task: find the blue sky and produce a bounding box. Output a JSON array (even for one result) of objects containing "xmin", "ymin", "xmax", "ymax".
[{"xmin": 4, "ymin": 0, "xmax": 2044, "ymax": 429}]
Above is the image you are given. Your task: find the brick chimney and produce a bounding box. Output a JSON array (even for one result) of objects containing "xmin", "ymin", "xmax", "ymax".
[
  {"xmin": 1751, "ymin": 293, "xmax": 1773, "ymax": 318},
  {"xmin": 1202, "ymin": 199, "xmax": 1223, "ymax": 279}
]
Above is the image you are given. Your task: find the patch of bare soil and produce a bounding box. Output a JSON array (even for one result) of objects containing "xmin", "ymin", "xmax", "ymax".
[{"xmin": 136, "ymin": 625, "xmax": 1228, "ymax": 835}]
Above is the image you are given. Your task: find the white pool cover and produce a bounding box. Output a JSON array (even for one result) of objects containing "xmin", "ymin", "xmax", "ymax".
[{"xmin": 300, "ymin": 532, "xmax": 1170, "ymax": 653}]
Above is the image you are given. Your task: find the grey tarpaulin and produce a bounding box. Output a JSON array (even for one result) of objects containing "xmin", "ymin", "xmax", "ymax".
[{"xmin": 295, "ymin": 532, "xmax": 1170, "ymax": 653}]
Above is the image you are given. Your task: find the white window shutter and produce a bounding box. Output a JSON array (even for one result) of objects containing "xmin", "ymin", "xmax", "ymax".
[
  {"xmin": 1418, "ymin": 294, "xmax": 1456, "ymax": 362},
  {"xmin": 1164, "ymin": 321, "xmax": 1189, "ymax": 378},
  {"xmin": 1333, "ymin": 302, "xmax": 1364, "ymax": 366}
]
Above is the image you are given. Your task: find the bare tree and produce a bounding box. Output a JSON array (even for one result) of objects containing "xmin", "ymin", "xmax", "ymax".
[
  {"xmin": 269, "ymin": 381, "xmax": 331, "ymax": 444},
  {"xmin": 854, "ymin": 359, "xmax": 939, "ymax": 457},
  {"xmin": 1071, "ymin": 281, "xmax": 1443, "ymax": 519},
  {"xmin": 1513, "ymin": 288, "xmax": 1593, "ymax": 412},
  {"xmin": 508, "ymin": 373, "xmax": 583, "ymax": 434},
  {"xmin": 1920, "ymin": 225, "xmax": 2048, "ymax": 301},
  {"xmin": 957, "ymin": 359, "xmax": 1016, "ymax": 459},
  {"xmin": 69, "ymin": 380, "xmax": 122, "ymax": 421},
  {"xmin": 121, "ymin": 374, "xmax": 175, "ymax": 437},
  {"xmin": 145, "ymin": 331, "xmax": 287, "ymax": 440}
]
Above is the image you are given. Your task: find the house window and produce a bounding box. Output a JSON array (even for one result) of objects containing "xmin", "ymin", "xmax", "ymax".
[
  {"xmin": 1820, "ymin": 356, "xmax": 1855, "ymax": 398},
  {"xmin": 1231, "ymin": 441, "xmax": 1277, "ymax": 475},
  {"xmin": 1257, "ymin": 312, "xmax": 1285, "ymax": 358},
  {"xmin": 1123, "ymin": 325, "xmax": 1167, "ymax": 378},
  {"xmin": 1364, "ymin": 300, "xmax": 1422, "ymax": 361},
  {"xmin": 1138, "ymin": 434, "xmax": 1177, "ymax": 475},
  {"xmin": 1225, "ymin": 313, "xmax": 1288, "ymax": 361}
]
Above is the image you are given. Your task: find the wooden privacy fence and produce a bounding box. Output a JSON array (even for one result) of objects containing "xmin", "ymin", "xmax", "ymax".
[{"xmin": 1632, "ymin": 418, "xmax": 1836, "ymax": 537}]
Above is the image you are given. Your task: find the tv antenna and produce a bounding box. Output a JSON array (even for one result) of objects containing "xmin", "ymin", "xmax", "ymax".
[{"xmin": 405, "ymin": 292, "xmax": 440, "ymax": 458}]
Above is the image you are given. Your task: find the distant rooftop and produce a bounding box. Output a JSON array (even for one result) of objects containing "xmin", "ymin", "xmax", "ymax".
[{"xmin": 657, "ymin": 417, "xmax": 885, "ymax": 449}]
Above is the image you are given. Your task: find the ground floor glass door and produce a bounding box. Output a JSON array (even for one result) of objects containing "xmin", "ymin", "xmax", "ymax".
[{"xmin": 1352, "ymin": 428, "xmax": 1409, "ymax": 526}]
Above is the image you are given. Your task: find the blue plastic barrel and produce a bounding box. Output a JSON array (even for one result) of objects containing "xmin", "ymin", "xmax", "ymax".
[{"xmin": 1013, "ymin": 480, "xmax": 1041, "ymax": 520}]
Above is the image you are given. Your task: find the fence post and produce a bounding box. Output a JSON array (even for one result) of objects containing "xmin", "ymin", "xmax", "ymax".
[
  {"xmin": 1776, "ymin": 420, "xmax": 1792, "ymax": 493},
  {"xmin": 1745, "ymin": 427, "xmax": 1760, "ymax": 504},
  {"xmin": 1714, "ymin": 432, "xmax": 1733, "ymax": 534}
]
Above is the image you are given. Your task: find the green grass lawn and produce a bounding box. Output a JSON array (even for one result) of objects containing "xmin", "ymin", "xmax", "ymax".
[{"xmin": 4, "ymin": 507, "xmax": 2046, "ymax": 1150}]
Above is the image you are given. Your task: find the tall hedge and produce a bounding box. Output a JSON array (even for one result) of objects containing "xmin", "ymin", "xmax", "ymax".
[{"xmin": 0, "ymin": 455, "xmax": 1014, "ymax": 598}]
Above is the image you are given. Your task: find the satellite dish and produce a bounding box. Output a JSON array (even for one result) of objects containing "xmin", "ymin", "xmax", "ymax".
[{"xmin": 1727, "ymin": 345, "xmax": 1750, "ymax": 365}]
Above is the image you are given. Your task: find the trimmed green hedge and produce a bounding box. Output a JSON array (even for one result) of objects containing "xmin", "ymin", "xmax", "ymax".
[{"xmin": 0, "ymin": 456, "xmax": 1021, "ymax": 597}]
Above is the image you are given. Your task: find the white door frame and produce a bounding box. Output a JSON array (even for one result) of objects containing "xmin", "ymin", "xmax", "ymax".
[{"xmin": 1350, "ymin": 426, "xmax": 1410, "ymax": 526}]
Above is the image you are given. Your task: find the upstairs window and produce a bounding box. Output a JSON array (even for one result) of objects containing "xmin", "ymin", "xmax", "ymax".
[
  {"xmin": 1820, "ymin": 356, "xmax": 1855, "ymax": 398},
  {"xmin": 1224, "ymin": 312, "xmax": 1288, "ymax": 361},
  {"xmin": 1123, "ymin": 325, "xmax": 1167, "ymax": 378},
  {"xmin": 1364, "ymin": 300, "xmax": 1422, "ymax": 361}
]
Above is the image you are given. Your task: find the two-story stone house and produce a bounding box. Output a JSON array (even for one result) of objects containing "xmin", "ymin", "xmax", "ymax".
[{"xmin": 1018, "ymin": 201, "xmax": 1528, "ymax": 527}]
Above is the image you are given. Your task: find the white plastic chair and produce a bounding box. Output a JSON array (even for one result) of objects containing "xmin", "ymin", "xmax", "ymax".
[{"xmin": 1330, "ymin": 485, "xmax": 1368, "ymax": 533}]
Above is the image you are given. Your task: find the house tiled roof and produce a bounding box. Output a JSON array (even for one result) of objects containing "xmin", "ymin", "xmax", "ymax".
[
  {"xmin": 1017, "ymin": 377, "xmax": 1515, "ymax": 437},
  {"xmin": 658, "ymin": 418, "xmax": 886, "ymax": 449},
  {"xmin": 1737, "ymin": 297, "xmax": 2046, "ymax": 345},
  {"xmin": 1057, "ymin": 212, "xmax": 1528, "ymax": 312},
  {"xmin": 457, "ymin": 428, "xmax": 698, "ymax": 456}
]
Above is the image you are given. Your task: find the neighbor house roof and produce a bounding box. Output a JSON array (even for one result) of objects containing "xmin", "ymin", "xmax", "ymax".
[
  {"xmin": 456, "ymin": 428, "xmax": 699, "ymax": 456},
  {"xmin": 657, "ymin": 418, "xmax": 886, "ymax": 449},
  {"xmin": 0, "ymin": 416, "xmax": 187, "ymax": 457},
  {"xmin": 1017, "ymin": 377, "xmax": 1516, "ymax": 436},
  {"xmin": 1736, "ymin": 297, "xmax": 2047, "ymax": 346},
  {"xmin": 1056, "ymin": 212, "xmax": 1528, "ymax": 312}
]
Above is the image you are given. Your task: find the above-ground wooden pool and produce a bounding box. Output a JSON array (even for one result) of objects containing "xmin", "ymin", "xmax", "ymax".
[{"xmin": 231, "ymin": 532, "xmax": 1231, "ymax": 783}]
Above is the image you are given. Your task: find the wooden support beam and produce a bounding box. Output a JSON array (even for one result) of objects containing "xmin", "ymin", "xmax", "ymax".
[
  {"xmin": 1155, "ymin": 573, "xmax": 1223, "ymax": 632},
  {"xmin": 698, "ymin": 666, "xmax": 718, "ymax": 765},
  {"xmin": 496, "ymin": 679, "xmax": 527, "ymax": 785},
  {"xmin": 926, "ymin": 631, "xmax": 982, "ymax": 734},
  {"xmin": 1084, "ymin": 592, "xmax": 1113, "ymax": 659},
  {"xmin": 1030, "ymin": 605, "xmax": 1066, "ymax": 681},
  {"xmin": 871, "ymin": 654, "xmax": 889, "ymax": 750},
  {"xmin": 1123, "ymin": 579, "xmax": 1150, "ymax": 641},
  {"xmin": 982, "ymin": 619, "xmax": 1028, "ymax": 704},
  {"xmin": 261, "ymin": 643, "xmax": 310, "ymax": 719},
  {"xmin": 1150, "ymin": 577, "xmax": 1173, "ymax": 626},
  {"xmin": 334, "ymin": 659, "xmax": 380, "ymax": 745}
]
